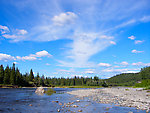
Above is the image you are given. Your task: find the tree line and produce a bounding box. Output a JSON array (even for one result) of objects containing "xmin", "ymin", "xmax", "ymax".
[
  {"xmin": 0, "ymin": 64, "xmax": 106, "ymax": 87},
  {"xmin": 0, "ymin": 64, "xmax": 149, "ymax": 87}
]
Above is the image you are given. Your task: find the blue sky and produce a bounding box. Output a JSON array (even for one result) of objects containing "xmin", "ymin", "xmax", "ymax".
[{"xmin": 0, "ymin": 0, "xmax": 150, "ymax": 78}]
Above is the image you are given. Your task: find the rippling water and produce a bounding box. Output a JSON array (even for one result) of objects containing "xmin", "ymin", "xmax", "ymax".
[{"xmin": 0, "ymin": 88, "xmax": 146, "ymax": 113}]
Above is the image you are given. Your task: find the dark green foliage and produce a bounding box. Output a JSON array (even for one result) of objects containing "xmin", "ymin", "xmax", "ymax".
[
  {"xmin": 135, "ymin": 79, "xmax": 150, "ymax": 87},
  {"xmin": 106, "ymin": 66, "xmax": 150, "ymax": 87},
  {"xmin": 140, "ymin": 67, "xmax": 150, "ymax": 79},
  {"xmin": 0, "ymin": 65, "xmax": 4, "ymax": 84},
  {"xmin": 29, "ymin": 69, "xmax": 34, "ymax": 81},
  {"xmin": 10, "ymin": 64, "xmax": 16, "ymax": 85},
  {"xmin": 106, "ymin": 73, "xmax": 142, "ymax": 86},
  {"xmin": 102, "ymin": 81, "xmax": 108, "ymax": 87},
  {"xmin": 1, "ymin": 64, "xmax": 150, "ymax": 88},
  {"xmin": 3, "ymin": 66, "xmax": 10, "ymax": 84},
  {"xmin": 15, "ymin": 68, "xmax": 21, "ymax": 86}
]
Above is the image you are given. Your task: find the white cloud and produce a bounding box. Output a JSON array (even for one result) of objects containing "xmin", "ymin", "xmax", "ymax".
[
  {"xmin": 100, "ymin": 35, "xmax": 114, "ymax": 39},
  {"xmin": 17, "ymin": 29, "xmax": 28, "ymax": 35},
  {"xmin": 132, "ymin": 62, "xmax": 150, "ymax": 66},
  {"xmin": 120, "ymin": 61, "xmax": 129, "ymax": 66},
  {"xmin": 16, "ymin": 50, "xmax": 52, "ymax": 61},
  {"xmin": 131, "ymin": 49, "xmax": 144, "ymax": 53},
  {"xmin": 1, "ymin": 28, "xmax": 27, "ymax": 42},
  {"xmin": 58, "ymin": 33, "xmax": 115, "ymax": 68},
  {"xmin": 134, "ymin": 40, "xmax": 144, "ymax": 44},
  {"xmin": 52, "ymin": 12, "xmax": 77, "ymax": 26},
  {"xmin": 2, "ymin": 33, "xmax": 26, "ymax": 42},
  {"xmin": 128, "ymin": 35, "xmax": 136, "ymax": 40},
  {"xmin": 21, "ymin": 56, "xmax": 37, "ymax": 61},
  {"xmin": 31, "ymin": 50, "xmax": 52, "ymax": 57},
  {"xmin": 0, "ymin": 25, "xmax": 9, "ymax": 34},
  {"xmin": 85, "ymin": 70, "xmax": 94, "ymax": 74},
  {"xmin": 46, "ymin": 63, "xmax": 50, "ymax": 66},
  {"xmin": 0, "ymin": 53, "xmax": 15, "ymax": 61},
  {"xmin": 85, "ymin": 69, "xmax": 95, "ymax": 74},
  {"xmin": 98, "ymin": 63, "xmax": 111, "ymax": 67},
  {"xmin": 102, "ymin": 68, "xmax": 139, "ymax": 73},
  {"xmin": 110, "ymin": 41, "xmax": 116, "ymax": 45},
  {"xmin": 2, "ymin": 34, "xmax": 18, "ymax": 39}
]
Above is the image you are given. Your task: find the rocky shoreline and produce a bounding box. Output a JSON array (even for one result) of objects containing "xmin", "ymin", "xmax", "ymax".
[{"xmin": 67, "ymin": 87, "xmax": 150, "ymax": 112}]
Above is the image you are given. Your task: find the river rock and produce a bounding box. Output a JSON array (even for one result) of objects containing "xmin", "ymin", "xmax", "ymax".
[{"xmin": 35, "ymin": 87, "xmax": 45, "ymax": 94}]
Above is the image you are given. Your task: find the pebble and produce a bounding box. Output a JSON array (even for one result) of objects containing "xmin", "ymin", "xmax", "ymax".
[
  {"xmin": 76, "ymin": 100, "xmax": 80, "ymax": 102},
  {"xmin": 57, "ymin": 109, "xmax": 60, "ymax": 112},
  {"xmin": 29, "ymin": 104, "xmax": 32, "ymax": 106},
  {"xmin": 72, "ymin": 105, "xmax": 78, "ymax": 107},
  {"xmin": 59, "ymin": 103, "xmax": 62, "ymax": 105},
  {"xmin": 78, "ymin": 110, "xmax": 82, "ymax": 112}
]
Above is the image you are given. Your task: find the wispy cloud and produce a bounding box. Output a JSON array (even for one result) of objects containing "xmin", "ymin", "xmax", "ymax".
[
  {"xmin": 0, "ymin": 25, "xmax": 9, "ymax": 34},
  {"xmin": 134, "ymin": 40, "xmax": 144, "ymax": 44},
  {"xmin": 98, "ymin": 63, "xmax": 111, "ymax": 67},
  {"xmin": 128, "ymin": 35, "xmax": 136, "ymax": 40},
  {"xmin": 58, "ymin": 33, "xmax": 115, "ymax": 68},
  {"xmin": 140, "ymin": 15, "xmax": 150, "ymax": 22},
  {"xmin": 1, "ymin": 27, "xmax": 28, "ymax": 42},
  {"xmin": 120, "ymin": 61, "xmax": 129, "ymax": 66},
  {"xmin": 84, "ymin": 69, "xmax": 95, "ymax": 74},
  {"xmin": 131, "ymin": 49, "xmax": 144, "ymax": 53},
  {"xmin": 132, "ymin": 62, "xmax": 150, "ymax": 66},
  {"xmin": 45, "ymin": 63, "xmax": 51, "ymax": 66},
  {"xmin": 102, "ymin": 68, "xmax": 139, "ymax": 73},
  {"xmin": 16, "ymin": 29, "xmax": 28, "ymax": 35}
]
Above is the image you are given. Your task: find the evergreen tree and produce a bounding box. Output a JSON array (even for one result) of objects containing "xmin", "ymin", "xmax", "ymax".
[
  {"xmin": 10, "ymin": 64, "xmax": 16, "ymax": 85},
  {"xmin": 0, "ymin": 65, "xmax": 4, "ymax": 84},
  {"xmin": 44, "ymin": 77, "xmax": 49, "ymax": 86},
  {"xmin": 3, "ymin": 66, "xmax": 10, "ymax": 84},
  {"xmin": 40, "ymin": 78, "xmax": 44, "ymax": 86},
  {"xmin": 15, "ymin": 68, "xmax": 21, "ymax": 86},
  {"xmin": 35, "ymin": 72, "xmax": 40, "ymax": 86},
  {"xmin": 29, "ymin": 69, "xmax": 34, "ymax": 81},
  {"xmin": 70, "ymin": 78, "xmax": 75, "ymax": 86}
]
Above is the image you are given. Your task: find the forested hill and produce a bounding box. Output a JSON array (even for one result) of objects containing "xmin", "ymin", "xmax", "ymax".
[
  {"xmin": 106, "ymin": 66, "xmax": 150, "ymax": 86},
  {"xmin": 0, "ymin": 63, "xmax": 150, "ymax": 87}
]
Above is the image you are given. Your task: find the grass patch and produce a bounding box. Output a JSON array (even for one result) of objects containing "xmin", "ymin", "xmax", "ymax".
[
  {"xmin": 125, "ymin": 89, "xmax": 129, "ymax": 91},
  {"xmin": 45, "ymin": 88, "xmax": 56, "ymax": 95}
]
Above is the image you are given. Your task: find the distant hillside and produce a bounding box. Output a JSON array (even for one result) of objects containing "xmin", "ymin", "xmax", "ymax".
[{"xmin": 106, "ymin": 66, "xmax": 150, "ymax": 86}]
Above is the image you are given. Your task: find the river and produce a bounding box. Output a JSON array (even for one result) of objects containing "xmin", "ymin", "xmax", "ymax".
[{"xmin": 0, "ymin": 88, "xmax": 146, "ymax": 113}]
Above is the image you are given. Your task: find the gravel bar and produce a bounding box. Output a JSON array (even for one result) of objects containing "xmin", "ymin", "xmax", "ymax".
[{"xmin": 67, "ymin": 87, "xmax": 150, "ymax": 112}]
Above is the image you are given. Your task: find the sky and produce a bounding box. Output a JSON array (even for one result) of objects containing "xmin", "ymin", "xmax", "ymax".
[{"xmin": 0, "ymin": 0, "xmax": 150, "ymax": 78}]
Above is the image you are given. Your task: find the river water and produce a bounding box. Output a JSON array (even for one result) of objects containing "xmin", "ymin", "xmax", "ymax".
[{"xmin": 0, "ymin": 88, "xmax": 146, "ymax": 113}]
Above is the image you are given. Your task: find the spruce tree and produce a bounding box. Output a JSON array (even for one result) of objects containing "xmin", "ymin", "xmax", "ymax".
[
  {"xmin": 3, "ymin": 66, "xmax": 10, "ymax": 84},
  {"xmin": 0, "ymin": 65, "xmax": 4, "ymax": 84},
  {"xmin": 15, "ymin": 68, "xmax": 21, "ymax": 86},
  {"xmin": 35, "ymin": 72, "xmax": 40, "ymax": 86},
  {"xmin": 29, "ymin": 69, "xmax": 34, "ymax": 81}
]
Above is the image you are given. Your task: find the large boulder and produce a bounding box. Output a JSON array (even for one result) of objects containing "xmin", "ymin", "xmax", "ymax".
[{"xmin": 35, "ymin": 87, "xmax": 45, "ymax": 95}]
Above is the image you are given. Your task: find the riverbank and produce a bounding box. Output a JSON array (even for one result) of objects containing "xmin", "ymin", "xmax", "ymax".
[
  {"xmin": 0, "ymin": 85, "xmax": 102, "ymax": 88},
  {"xmin": 67, "ymin": 87, "xmax": 150, "ymax": 112}
]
